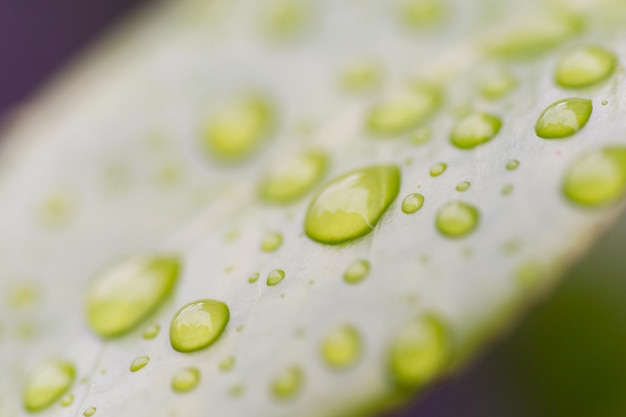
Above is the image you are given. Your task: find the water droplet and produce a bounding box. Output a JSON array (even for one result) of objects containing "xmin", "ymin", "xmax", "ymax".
[
  {"xmin": 340, "ymin": 61, "xmax": 382, "ymax": 93},
  {"xmin": 260, "ymin": 232, "xmax": 283, "ymax": 252},
  {"xmin": 23, "ymin": 361, "xmax": 75, "ymax": 412},
  {"xmin": 400, "ymin": 0, "xmax": 446, "ymax": 29},
  {"xmin": 60, "ymin": 393, "xmax": 74, "ymax": 407},
  {"xmin": 219, "ymin": 356, "xmax": 236, "ymax": 372},
  {"xmin": 389, "ymin": 316, "xmax": 449, "ymax": 389},
  {"xmin": 501, "ymin": 183, "xmax": 514, "ymax": 196},
  {"xmin": 450, "ymin": 113, "xmax": 502, "ymax": 149},
  {"xmin": 87, "ymin": 256, "xmax": 180, "ymax": 338},
  {"xmin": 480, "ymin": 68, "xmax": 517, "ymax": 100},
  {"xmin": 8, "ymin": 284, "xmax": 37, "ymax": 309},
  {"xmin": 83, "ymin": 407, "xmax": 96, "ymax": 417},
  {"xmin": 535, "ymin": 98, "xmax": 592, "ymax": 139},
  {"xmin": 562, "ymin": 146, "xmax": 626, "ymax": 207},
  {"xmin": 455, "ymin": 181, "xmax": 471, "ymax": 192},
  {"xmin": 320, "ymin": 325, "xmax": 362, "ymax": 369},
  {"xmin": 505, "ymin": 159, "xmax": 520, "ymax": 171},
  {"xmin": 343, "ymin": 260, "xmax": 370, "ymax": 284},
  {"xmin": 266, "ymin": 269, "xmax": 286, "ymax": 286},
  {"xmin": 401, "ymin": 193, "xmax": 425, "ymax": 214},
  {"xmin": 429, "ymin": 162, "xmax": 447, "ymax": 177},
  {"xmin": 130, "ymin": 356, "xmax": 150, "ymax": 373},
  {"xmin": 248, "ymin": 272, "xmax": 260, "ymax": 284},
  {"xmin": 172, "ymin": 368, "xmax": 200, "ymax": 393},
  {"xmin": 169, "ymin": 299, "xmax": 230, "ymax": 353},
  {"xmin": 602, "ymin": 100, "xmax": 608, "ymax": 106},
  {"xmin": 259, "ymin": 150, "xmax": 328, "ymax": 203},
  {"xmin": 366, "ymin": 86, "xmax": 440, "ymax": 136},
  {"xmin": 229, "ymin": 384, "xmax": 245, "ymax": 398},
  {"xmin": 555, "ymin": 45, "xmax": 616, "ymax": 89},
  {"xmin": 305, "ymin": 165, "xmax": 401, "ymax": 244},
  {"xmin": 271, "ymin": 365, "xmax": 304, "ymax": 400},
  {"xmin": 142, "ymin": 323, "xmax": 160, "ymax": 340},
  {"xmin": 261, "ymin": 0, "xmax": 309, "ymax": 40},
  {"xmin": 435, "ymin": 201, "xmax": 479, "ymax": 238},
  {"xmin": 200, "ymin": 94, "xmax": 274, "ymax": 162}
]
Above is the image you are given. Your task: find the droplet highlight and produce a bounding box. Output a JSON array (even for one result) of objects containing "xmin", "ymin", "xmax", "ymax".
[{"xmin": 169, "ymin": 299, "xmax": 230, "ymax": 353}]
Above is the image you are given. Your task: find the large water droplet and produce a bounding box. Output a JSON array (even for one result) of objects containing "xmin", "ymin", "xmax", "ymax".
[
  {"xmin": 450, "ymin": 113, "xmax": 502, "ymax": 149},
  {"xmin": 535, "ymin": 98, "xmax": 592, "ymax": 139},
  {"xmin": 172, "ymin": 368, "xmax": 201, "ymax": 393},
  {"xmin": 130, "ymin": 356, "xmax": 150, "ymax": 373},
  {"xmin": 87, "ymin": 256, "xmax": 180, "ymax": 338},
  {"xmin": 266, "ymin": 269, "xmax": 286, "ymax": 286},
  {"xmin": 169, "ymin": 300, "xmax": 230, "ymax": 353},
  {"xmin": 562, "ymin": 146, "xmax": 626, "ymax": 207},
  {"xmin": 320, "ymin": 324, "xmax": 362, "ymax": 369},
  {"xmin": 401, "ymin": 193, "xmax": 425, "ymax": 214},
  {"xmin": 343, "ymin": 260, "xmax": 370, "ymax": 284},
  {"xmin": 23, "ymin": 361, "xmax": 75, "ymax": 412},
  {"xmin": 259, "ymin": 150, "xmax": 328, "ymax": 203},
  {"xmin": 271, "ymin": 365, "xmax": 304, "ymax": 400},
  {"xmin": 555, "ymin": 45, "xmax": 616, "ymax": 89},
  {"xmin": 305, "ymin": 165, "xmax": 401, "ymax": 244},
  {"xmin": 260, "ymin": 232, "xmax": 283, "ymax": 252},
  {"xmin": 200, "ymin": 94, "xmax": 274, "ymax": 162},
  {"xmin": 435, "ymin": 201, "xmax": 479, "ymax": 238},
  {"xmin": 389, "ymin": 316, "xmax": 449, "ymax": 389}
]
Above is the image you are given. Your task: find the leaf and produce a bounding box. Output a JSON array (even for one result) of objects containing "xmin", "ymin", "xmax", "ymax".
[{"xmin": 1, "ymin": 0, "xmax": 626, "ymax": 416}]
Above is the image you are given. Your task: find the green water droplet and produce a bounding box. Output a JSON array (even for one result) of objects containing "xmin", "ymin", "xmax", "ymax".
[
  {"xmin": 535, "ymin": 98, "xmax": 592, "ymax": 139},
  {"xmin": 259, "ymin": 150, "xmax": 328, "ymax": 203},
  {"xmin": 320, "ymin": 324, "xmax": 362, "ymax": 369},
  {"xmin": 266, "ymin": 269, "xmax": 286, "ymax": 286},
  {"xmin": 219, "ymin": 356, "xmax": 236, "ymax": 372},
  {"xmin": 555, "ymin": 45, "xmax": 616, "ymax": 89},
  {"xmin": 60, "ymin": 393, "xmax": 74, "ymax": 407},
  {"xmin": 201, "ymin": 94, "xmax": 274, "ymax": 162},
  {"xmin": 305, "ymin": 165, "xmax": 401, "ymax": 244},
  {"xmin": 435, "ymin": 201, "xmax": 480, "ymax": 238},
  {"xmin": 455, "ymin": 181, "xmax": 471, "ymax": 192},
  {"xmin": 87, "ymin": 256, "xmax": 180, "ymax": 338},
  {"xmin": 480, "ymin": 68, "xmax": 517, "ymax": 100},
  {"xmin": 343, "ymin": 260, "xmax": 370, "ymax": 284},
  {"xmin": 429, "ymin": 162, "xmax": 447, "ymax": 177},
  {"xmin": 8, "ymin": 284, "xmax": 37, "ymax": 309},
  {"xmin": 23, "ymin": 361, "xmax": 75, "ymax": 412},
  {"xmin": 248, "ymin": 272, "xmax": 260, "ymax": 284},
  {"xmin": 505, "ymin": 159, "xmax": 520, "ymax": 171},
  {"xmin": 340, "ymin": 61, "xmax": 382, "ymax": 93},
  {"xmin": 366, "ymin": 85, "xmax": 440, "ymax": 136},
  {"xmin": 562, "ymin": 146, "xmax": 626, "ymax": 207},
  {"xmin": 130, "ymin": 356, "xmax": 150, "ymax": 373},
  {"xmin": 142, "ymin": 323, "xmax": 160, "ymax": 340},
  {"xmin": 400, "ymin": 0, "xmax": 446, "ymax": 29},
  {"xmin": 501, "ymin": 183, "xmax": 514, "ymax": 196},
  {"xmin": 450, "ymin": 112, "xmax": 501, "ymax": 149},
  {"xmin": 169, "ymin": 299, "xmax": 230, "ymax": 353},
  {"xmin": 262, "ymin": 0, "xmax": 309, "ymax": 40},
  {"xmin": 83, "ymin": 407, "xmax": 96, "ymax": 417},
  {"xmin": 260, "ymin": 232, "xmax": 283, "ymax": 252},
  {"xmin": 389, "ymin": 316, "xmax": 449, "ymax": 389},
  {"xmin": 271, "ymin": 365, "xmax": 304, "ymax": 400},
  {"xmin": 401, "ymin": 193, "xmax": 425, "ymax": 214},
  {"xmin": 602, "ymin": 100, "xmax": 608, "ymax": 106},
  {"xmin": 172, "ymin": 368, "xmax": 200, "ymax": 393}
]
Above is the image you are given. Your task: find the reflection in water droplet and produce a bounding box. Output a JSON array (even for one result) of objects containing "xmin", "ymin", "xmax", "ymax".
[
  {"xmin": 535, "ymin": 98, "xmax": 592, "ymax": 139},
  {"xmin": 555, "ymin": 45, "xmax": 616, "ymax": 89},
  {"xmin": 169, "ymin": 300, "xmax": 230, "ymax": 353}
]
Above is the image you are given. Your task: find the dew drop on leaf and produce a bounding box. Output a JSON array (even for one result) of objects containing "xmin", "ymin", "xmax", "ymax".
[
  {"xmin": 429, "ymin": 162, "xmax": 447, "ymax": 177},
  {"xmin": 172, "ymin": 368, "xmax": 201, "ymax": 393},
  {"xmin": 60, "ymin": 393, "xmax": 74, "ymax": 407},
  {"xmin": 455, "ymin": 181, "xmax": 471, "ymax": 192},
  {"xmin": 340, "ymin": 61, "xmax": 382, "ymax": 93},
  {"xmin": 450, "ymin": 112, "xmax": 502, "ymax": 149},
  {"xmin": 22, "ymin": 361, "xmax": 75, "ymax": 412},
  {"xmin": 480, "ymin": 68, "xmax": 517, "ymax": 100},
  {"xmin": 535, "ymin": 98, "xmax": 592, "ymax": 139},
  {"xmin": 505, "ymin": 159, "xmax": 520, "ymax": 171},
  {"xmin": 83, "ymin": 406, "xmax": 96, "ymax": 417},
  {"xmin": 320, "ymin": 324, "xmax": 362, "ymax": 370},
  {"xmin": 401, "ymin": 193, "xmax": 425, "ymax": 214},
  {"xmin": 435, "ymin": 201, "xmax": 480, "ymax": 238},
  {"xmin": 129, "ymin": 356, "xmax": 150, "ymax": 373},
  {"xmin": 343, "ymin": 260, "xmax": 371, "ymax": 284},
  {"xmin": 248, "ymin": 272, "xmax": 260, "ymax": 284},
  {"xmin": 271, "ymin": 365, "xmax": 304, "ymax": 400},
  {"xmin": 260, "ymin": 232, "xmax": 284, "ymax": 253},
  {"xmin": 169, "ymin": 300, "xmax": 230, "ymax": 353},
  {"xmin": 266, "ymin": 269, "xmax": 286, "ymax": 286},
  {"xmin": 219, "ymin": 356, "xmax": 236, "ymax": 372},
  {"xmin": 304, "ymin": 165, "xmax": 401, "ymax": 244},
  {"xmin": 142, "ymin": 323, "xmax": 160, "ymax": 340},
  {"xmin": 555, "ymin": 45, "xmax": 617, "ymax": 89}
]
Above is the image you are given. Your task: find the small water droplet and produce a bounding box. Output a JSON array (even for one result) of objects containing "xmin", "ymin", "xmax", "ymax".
[
  {"xmin": 389, "ymin": 316, "xmax": 449, "ymax": 389},
  {"xmin": 455, "ymin": 181, "xmax": 471, "ymax": 192},
  {"xmin": 320, "ymin": 325, "xmax": 362, "ymax": 369},
  {"xmin": 8, "ymin": 284, "xmax": 37, "ymax": 309},
  {"xmin": 343, "ymin": 260, "xmax": 370, "ymax": 284},
  {"xmin": 480, "ymin": 68, "xmax": 517, "ymax": 100},
  {"xmin": 266, "ymin": 269, "xmax": 286, "ymax": 286},
  {"xmin": 535, "ymin": 98, "xmax": 592, "ymax": 139},
  {"xmin": 401, "ymin": 193, "xmax": 425, "ymax": 214},
  {"xmin": 200, "ymin": 94, "xmax": 274, "ymax": 162},
  {"xmin": 271, "ymin": 365, "xmax": 304, "ymax": 400},
  {"xmin": 450, "ymin": 113, "xmax": 502, "ymax": 149},
  {"xmin": 259, "ymin": 151, "xmax": 328, "ymax": 203},
  {"xmin": 172, "ymin": 368, "xmax": 201, "ymax": 393},
  {"xmin": 435, "ymin": 201, "xmax": 479, "ymax": 238},
  {"xmin": 261, "ymin": 0, "xmax": 310, "ymax": 40},
  {"xmin": 429, "ymin": 162, "xmax": 447, "ymax": 177},
  {"xmin": 23, "ymin": 361, "xmax": 75, "ymax": 412},
  {"xmin": 142, "ymin": 323, "xmax": 161, "ymax": 340},
  {"xmin": 248, "ymin": 272, "xmax": 260, "ymax": 284},
  {"xmin": 555, "ymin": 45, "xmax": 616, "ymax": 89},
  {"xmin": 60, "ymin": 393, "xmax": 74, "ymax": 407},
  {"xmin": 305, "ymin": 165, "xmax": 401, "ymax": 244},
  {"xmin": 130, "ymin": 356, "xmax": 150, "ymax": 373},
  {"xmin": 87, "ymin": 256, "xmax": 180, "ymax": 338},
  {"xmin": 505, "ymin": 159, "xmax": 520, "ymax": 171},
  {"xmin": 260, "ymin": 232, "xmax": 283, "ymax": 252},
  {"xmin": 340, "ymin": 61, "xmax": 382, "ymax": 93},
  {"xmin": 83, "ymin": 407, "xmax": 96, "ymax": 417},
  {"xmin": 562, "ymin": 146, "xmax": 626, "ymax": 207},
  {"xmin": 169, "ymin": 300, "xmax": 230, "ymax": 353},
  {"xmin": 219, "ymin": 356, "xmax": 236, "ymax": 372},
  {"xmin": 501, "ymin": 183, "xmax": 514, "ymax": 196},
  {"xmin": 400, "ymin": 0, "xmax": 446, "ymax": 29},
  {"xmin": 602, "ymin": 100, "xmax": 608, "ymax": 106}
]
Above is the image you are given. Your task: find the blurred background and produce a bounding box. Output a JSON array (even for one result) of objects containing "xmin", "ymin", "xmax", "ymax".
[{"xmin": 2, "ymin": 1, "xmax": 626, "ymax": 416}]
